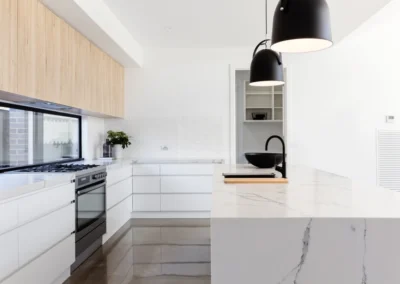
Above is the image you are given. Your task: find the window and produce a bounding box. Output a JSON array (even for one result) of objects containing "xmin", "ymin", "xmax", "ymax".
[{"xmin": 0, "ymin": 103, "xmax": 82, "ymax": 172}]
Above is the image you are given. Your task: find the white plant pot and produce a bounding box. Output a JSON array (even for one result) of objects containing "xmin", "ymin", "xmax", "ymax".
[{"xmin": 113, "ymin": 145, "xmax": 123, "ymax": 160}]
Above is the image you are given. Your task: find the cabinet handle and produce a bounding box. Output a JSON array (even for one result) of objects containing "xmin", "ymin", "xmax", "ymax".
[
  {"xmin": 71, "ymin": 231, "xmax": 76, "ymax": 235},
  {"xmin": 71, "ymin": 200, "xmax": 76, "ymax": 204}
]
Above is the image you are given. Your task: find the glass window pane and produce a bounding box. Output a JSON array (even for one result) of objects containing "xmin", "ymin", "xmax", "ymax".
[{"xmin": 0, "ymin": 105, "xmax": 80, "ymax": 169}]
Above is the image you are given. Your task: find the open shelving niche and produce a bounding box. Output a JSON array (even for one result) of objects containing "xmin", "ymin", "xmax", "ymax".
[{"xmin": 244, "ymin": 82, "xmax": 284, "ymax": 123}]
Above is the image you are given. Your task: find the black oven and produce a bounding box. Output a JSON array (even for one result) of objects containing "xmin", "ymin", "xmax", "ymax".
[{"xmin": 72, "ymin": 169, "xmax": 107, "ymax": 271}]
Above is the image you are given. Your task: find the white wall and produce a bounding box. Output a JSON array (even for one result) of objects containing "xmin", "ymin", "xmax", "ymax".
[
  {"xmin": 105, "ymin": 48, "xmax": 252, "ymax": 161},
  {"xmin": 82, "ymin": 116, "xmax": 105, "ymax": 160},
  {"xmin": 285, "ymin": 0, "xmax": 399, "ymax": 185}
]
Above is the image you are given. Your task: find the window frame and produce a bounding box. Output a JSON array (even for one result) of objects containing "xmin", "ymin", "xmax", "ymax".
[{"xmin": 0, "ymin": 102, "xmax": 83, "ymax": 173}]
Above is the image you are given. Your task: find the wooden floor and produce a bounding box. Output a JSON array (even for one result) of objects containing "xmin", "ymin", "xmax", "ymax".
[{"xmin": 64, "ymin": 219, "xmax": 211, "ymax": 284}]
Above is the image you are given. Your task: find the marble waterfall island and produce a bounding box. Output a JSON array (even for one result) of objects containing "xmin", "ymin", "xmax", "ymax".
[{"xmin": 211, "ymin": 165, "xmax": 400, "ymax": 284}]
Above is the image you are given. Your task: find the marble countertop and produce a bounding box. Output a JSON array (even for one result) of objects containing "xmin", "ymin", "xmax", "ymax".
[
  {"xmin": 132, "ymin": 158, "xmax": 224, "ymax": 164},
  {"xmin": 0, "ymin": 159, "xmax": 133, "ymax": 204},
  {"xmin": 0, "ymin": 157, "xmax": 221, "ymax": 204},
  {"xmin": 74, "ymin": 159, "xmax": 133, "ymax": 171},
  {"xmin": 0, "ymin": 173, "xmax": 74, "ymax": 204},
  {"xmin": 212, "ymin": 164, "xmax": 400, "ymax": 218}
]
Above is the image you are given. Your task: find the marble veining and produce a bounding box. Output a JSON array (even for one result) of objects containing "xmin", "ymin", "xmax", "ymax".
[
  {"xmin": 212, "ymin": 164, "xmax": 400, "ymax": 218},
  {"xmin": 362, "ymin": 219, "xmax": 367, "ymax": 284},
  {"xmin": 212, "ymin": 218, "xmax": 400, "ymax": 284},
  {"xmin": 278, "ymin": 219, "xmax": 312, "ymax": 284}
]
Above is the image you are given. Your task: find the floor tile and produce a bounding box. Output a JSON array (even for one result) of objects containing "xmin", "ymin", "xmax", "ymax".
[
  {"xmin": 161, "ymin": 245, "xmax": 210, "ymax": 263},
  {"xmin": 65, "ymin": 219, "xmax": 211, "ymax": 284},
  {"xmin": 132, "ymin": 227, "xmax": 161, "ymax": 245},
  {"xmin": 160, "ymin": 227, "xmax": 210, "ymax": 245}
]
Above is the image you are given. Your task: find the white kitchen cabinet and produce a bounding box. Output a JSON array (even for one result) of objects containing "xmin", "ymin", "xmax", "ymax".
[
  {"xmin": 107, "ymin": 165, "xmax": 133, "ymax": 187},
  {"xmin": 18, "ymin": 183, "xmax": 74, "ymax": 225},
  {"xmin": 131, "ymin": 163, "xmax": 216, "ymax": 217},
  {"xmin": 161, "ymin": 194, "xmax": 212, "ymax": 212},
  {"xmin": 103, "ymin": 195, "xmax": 132, "ymax": 243},
  {"xmin": 18, "ymin": 204, "xmax": 74, "ymax": 266},
  {"xmin": 2, "ymin": 234, "xmax": 75, "ymax": 284},
  {"xmin": 107, "ymin": 177, "xmax": 132, "ymax": 210},
  {"xmin": 161, "ymin": 176, "xmax": 213, "ymax": 193},
  {"xmin": 0, "ymin": 230, "xmax": 18, "ymax": 282},
  {"xmin": 133, "ymin": 177, "xmax": 160, "ymax": 193},
  {"xmin": 0, "ymin": 201, "xmax": 18, "ymax": 235},
  {"xmin": 132, "ymin": 165, "xmax": 160, "ymax": 176},
  {"xmin": 160, "ymin": 164, "xmax": 214, "ymax": 176},
  {"xmin": 133, "ymin": 194, "xmax": 160, "ymax": 212}
]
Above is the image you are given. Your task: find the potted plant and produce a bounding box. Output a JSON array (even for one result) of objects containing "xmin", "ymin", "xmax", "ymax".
[{"xmin": 107, "ymin": 130, "xmax": 132, "ymax": 159}]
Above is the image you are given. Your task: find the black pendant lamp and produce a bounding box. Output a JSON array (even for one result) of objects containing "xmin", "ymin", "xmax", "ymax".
[
  {"xmin": 250, "ymin": 40, "xmax": 284, "ymax": 86},
  {"xmin": 250, "ymin": 1, "xmax": 284, "ymax": 87},
  {"xmin": 271, "ymin": 0, "xmax": 333, "ymax": 53}
]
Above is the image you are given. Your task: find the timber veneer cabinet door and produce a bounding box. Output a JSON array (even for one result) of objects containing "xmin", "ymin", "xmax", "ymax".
[
  {"xmin": 73, "ymin": 31, "xmax": 92, "ymax": 111},
  {"xmin": 44, "ymin": 8, "xmax": 61, "ymax": 103},
  {"xmin": 17, "ymin": 0, "xmax": 47, "ymax": 100},
  {"xmin": 0, "ymin": 0, "xmax": 17, "ymax": 94},
  {"xmin": 16, "ymin": 0, "xmax": 125, "ymax": 117}
]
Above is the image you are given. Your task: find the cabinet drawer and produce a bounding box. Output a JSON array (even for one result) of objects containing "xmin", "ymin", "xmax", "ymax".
[
  {"xmin": 18, "ymin": 183, "xmax": 74, "ymax": 225},
  {"xmin": 104, "ymin": 195, "xmax": 132, "ymax": 243},
  {"xmin": 18, "ymin": 204, "xmax": 75, "ymax": 266},
  {"xmin": 0, "ymin": 201, "xmax": 18, "ymax": 234},
  {"xmin": 132, "ymin": 165, "xmax": 160, "ymax": 176},
  {"xmin": 0, "ymin": 230, "xmax": 18, "ymax": 282},
  {"xmin": 133, "ymin": 177, "xmax": 161, "ymax": 193},
  {"xmin": 107, "ymin": 165, "xmax": 133, "ymax": 186},
  {"xmin": 132, "ymin": 194, "xmax": 160, "ymax": 212},
  {"xmin": 161, "ymin": 194, "xmax": 211, "ymax": 212},
  {"xmin": 160, "ymin": 164, "xmax": 214, "ymax": 176},
  {"xmin": 161, "ymin": 176, "xmax": 212, "ymax": 193},
  {"xmin": 2, "ymin": 235, "xmax": 75, "ymax": 284},
  {"xmin": 107, "ymin": 177, "xmax": 132, "ymax": 210}
]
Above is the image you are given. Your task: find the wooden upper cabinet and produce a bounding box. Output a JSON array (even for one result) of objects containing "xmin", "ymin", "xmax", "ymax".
[
  {"xmin": 0, "ymin": 0, "xmax": 17, "ymax": 94},
  {"xmin": 44, "ymin": 9, "xmax": 61, "ymax": 104},
  {"xmin": 15, "ymin": 0, "xmax": 125, "ymax": 117},
  {"xmin": 17, "ymin": 0, "xmax": 37, "ymax": 98},
  {"xmin": 60, "ymin": 21, "xmax": 75, "ymax": 107},
  {"xmin": 73, "ymin": 31, "xmax": 91, "ymax": 110}
]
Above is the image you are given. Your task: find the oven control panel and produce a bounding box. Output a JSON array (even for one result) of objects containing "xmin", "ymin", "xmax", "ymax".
[
  {"xmin": 93, "ymin": 173, "xmax": 107, "ymax": 180},
  {"xmin": 77, "ymin": 176, "xmax": 91, "ymax": 187}
]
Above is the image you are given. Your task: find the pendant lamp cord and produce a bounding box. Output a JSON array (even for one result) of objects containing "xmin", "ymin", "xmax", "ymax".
[
  {"xmin": 252, "ymin": 39, "xmax": 282, "ymax": 65},
  {"xmin": 265, "ymin": 0, "xmax": 268, "ymax": 43}
]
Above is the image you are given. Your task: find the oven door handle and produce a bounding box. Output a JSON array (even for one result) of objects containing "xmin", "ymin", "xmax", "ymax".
[{"xmin": 77, "ymin": 181, "xmax": 106, "ymax": 196}]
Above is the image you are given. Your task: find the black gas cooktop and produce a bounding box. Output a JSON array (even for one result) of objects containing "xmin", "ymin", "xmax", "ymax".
[{"xmin": 17, "ymin": 164, "xmax": 100, "ymax": 173}]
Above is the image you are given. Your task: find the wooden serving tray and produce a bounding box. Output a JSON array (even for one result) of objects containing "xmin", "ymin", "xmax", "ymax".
[{"xmin": 224, "ymin": 178, "xmax": 288, "ymax": 184}]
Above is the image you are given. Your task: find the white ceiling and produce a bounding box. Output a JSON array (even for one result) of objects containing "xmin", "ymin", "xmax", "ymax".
[{"xmin": 103, "ymin": 0, "xmax": 392, "ymax": 48}]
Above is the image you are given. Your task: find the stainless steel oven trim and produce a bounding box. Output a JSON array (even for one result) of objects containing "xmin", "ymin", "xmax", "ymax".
[
  {"xmin": 75, "ymin": 181, "xmax": 107, "ymax": 242},
  {"xmin": 77, "ymin": 181, "xmax": 106, "ymax": 196}
]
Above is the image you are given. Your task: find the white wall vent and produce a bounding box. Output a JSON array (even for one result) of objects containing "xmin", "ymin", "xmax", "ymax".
[{"xmin": 377, "ymin": 130, "xmax": 400, "ymax": 191}]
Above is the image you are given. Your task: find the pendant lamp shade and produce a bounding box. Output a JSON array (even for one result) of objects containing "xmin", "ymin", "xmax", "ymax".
[
  {"xmin": 250, "ymin": 45, "xmax": 284, "ymax": 87},
  {"xmin": 271, "ymin": 0, "xmax": 332, "ymax": 53}
]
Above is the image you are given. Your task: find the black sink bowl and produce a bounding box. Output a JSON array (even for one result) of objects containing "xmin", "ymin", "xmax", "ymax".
[{"xmin": 245, "ymin": 153, "xmax": 283, "ymax": 169}]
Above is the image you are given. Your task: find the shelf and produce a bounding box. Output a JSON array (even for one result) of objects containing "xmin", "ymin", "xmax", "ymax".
[
  {"xmin": 246, "ymin": 107, "xmax": 272, "ymax": 109},
  {"xmin": 246, "ymin": 92, "xmax": 273, "ymax": 96},
  {"xmin": 244, "ymin": 120, "xmax": 283, "ymax": 123},
  {"xmin": 274, "ymin": 107, "xmax": 283, "ymax": 109}
]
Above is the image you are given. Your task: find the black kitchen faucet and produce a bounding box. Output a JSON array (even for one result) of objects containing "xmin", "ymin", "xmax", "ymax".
[{"xmin": 265, "ymin": 135, "xmax": 286, "ymax": 179}]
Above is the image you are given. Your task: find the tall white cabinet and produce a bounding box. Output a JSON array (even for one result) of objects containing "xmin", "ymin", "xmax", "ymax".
[
  {"xmin": 102, "ymin": 163, "xmax": 133, "ymax": 244},
  {"xmin": 132, "ymin": 163, "xmax": 216, "ymax": 218}
]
